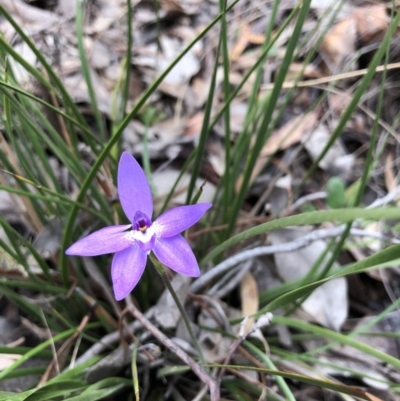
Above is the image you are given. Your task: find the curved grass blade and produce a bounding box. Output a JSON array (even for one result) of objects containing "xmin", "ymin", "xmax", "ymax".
[
  {"xmin": 201, "ymin": 207, "xmax": 400, "ymax": 265},
  {"xmin": 258, "ymin": 243, "xmax": 400, "ymax": 314}
]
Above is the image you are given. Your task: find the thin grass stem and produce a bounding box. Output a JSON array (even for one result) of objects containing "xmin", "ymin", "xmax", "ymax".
[{"xmin": 149, "ymin": 254, "xmax": 207, "ymax": 369}]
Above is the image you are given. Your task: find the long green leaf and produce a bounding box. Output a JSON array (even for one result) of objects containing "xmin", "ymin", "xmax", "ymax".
[
  {"xmin": 201, "ymin": 207, "xmax": 400, "ymax": 265},
  {"xmin": 260, "ymin": 243, "xmax": 400, "ymax": 313},
  {"xmin": 273, "ymin": 316, "xmax": 400, "ymax": 370}
]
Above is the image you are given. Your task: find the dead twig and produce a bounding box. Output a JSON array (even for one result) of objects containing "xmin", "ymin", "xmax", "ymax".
[
  {"xmin": 367, "ymin": 186, "xmax": 400, "ymax": 209},
  {"xmin": 74, "ymin": 308, "xmax": 155, "ymax": 366},
  {"xmin": 218, "ymin": 313, "xmax": 273, "ymax": 380},
  {"xmin": 282, "ymin": 191, "xmax": 327, "ymax": 214},
  {"xmin": 190, "ymin": 226, "xmax": 400, "ymax": 293},
  {"xmin": 39, "ymin": 314, "xmax": 90, "ymax": 385},
  {"xmin": 125, "ymin": 302, "xmax": 220, "ymax": 401},
  {"xmin": 207, "ymin": 260, "xmax": 253, "ymax": 299}
]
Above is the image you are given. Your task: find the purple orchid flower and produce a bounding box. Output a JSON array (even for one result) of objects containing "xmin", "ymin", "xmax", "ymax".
[{"xmin": 66, "ymin": 152, "xmax": 211, "ymax": 301}]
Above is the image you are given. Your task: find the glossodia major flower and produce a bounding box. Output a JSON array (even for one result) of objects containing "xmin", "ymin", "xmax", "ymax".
[{"xmin": 66, "ymin": 152, "xmax": 211, "ymax": 301}]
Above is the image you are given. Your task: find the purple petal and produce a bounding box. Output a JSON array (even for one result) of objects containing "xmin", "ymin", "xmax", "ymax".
[
  {"xmin": 111, "ymin": 244, "xmax": 147, "ymax": 300},
  {"xmin": 154, "ymin": 203, "xmax": 212, "ymax": 238},
  {"xmin": 118, "ymin": 152, "xmax": 153, "ymax": 221},
  {"xmin": 152, "ymin": 235, "xmax": 200, "ymax": 277},
  {"xmin": 65, "ymin": 224, "xmax": 132, "ymax": 256}
]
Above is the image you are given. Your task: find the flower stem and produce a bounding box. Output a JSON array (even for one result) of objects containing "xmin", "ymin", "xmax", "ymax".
[{"xmin": 149, "ymin": 254, "xmax": 207, "ymax": 368}]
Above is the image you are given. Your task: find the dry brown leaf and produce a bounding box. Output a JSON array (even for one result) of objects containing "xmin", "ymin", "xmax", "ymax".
[
  {"xmin": 230, "ymin": 24, "xmax": 265, "ymax": 62},
  {"xmin": 39, "ymin": 339, "xmax": 73, "ymax": 384},
  {"xmin": 240, "ymin": 272, "xmax": 259, "ymax": 334},
  {"xmin": 353, "ymin": 5, "xmax": 389, "ymax": 45},
  {"xmin": 229, "ymin": 70, "xmax": 256, "ymax": 99},
  {"xmin": 320, "ymin": 17, "xmax": 357, "ymax": 74},
  {"xmin": 287, "ymin": 62, "xmax": 323, "ymax": 80},
  {"xmin": 237, "ymin": 111, "xmax": 318, "ymax": 192},
  {"xmin": 188, "ymin": 77, "xmax": 212, "ymax": 109},
  {"xmin": 384, "ymin": 152, "xmax": 396, "ymax": 192},
  {"xmin": 262, "ymin": 112, "xmax": 319, "ymax": 157},
  {"xmin": 233, "ymin": 49, "xmax": 263, "ymax": 71},
  {"xmin": 328, "ymin": 92, "xmax": 352, "ymax": 115},
  {"xmin": 184, "ymin": 112, "xmax": 204, "ymax": 138}
]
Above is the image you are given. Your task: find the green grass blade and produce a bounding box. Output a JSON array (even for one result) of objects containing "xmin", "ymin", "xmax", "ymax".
[
  {"xmin": 273, "ymin": 316, "xmax": 400, "ymax": 370},
  {"xmin": 260, "ymin": 243, "xmax": 400, "ymax": 313},
  {"xmin": 202, "ymin": 207, "xmax": 400, "ymax": 265},
  {"xmin": 75, "ymin": 0, "xmax": 106, "ymax": 141}
]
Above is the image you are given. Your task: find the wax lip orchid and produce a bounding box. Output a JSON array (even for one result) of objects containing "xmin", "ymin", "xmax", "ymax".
[{"xmin": 66, "ymin": 152, "xmax": 211, "ymax": 301}]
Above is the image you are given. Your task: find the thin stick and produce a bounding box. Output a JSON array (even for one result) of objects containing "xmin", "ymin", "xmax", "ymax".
[
  {"xmin": 74, "ymin": 308, "xmax": 155, "ymax": 366},
  {"xmin": 126, "ymin": 303, "xmax": 220, "ymax": 401},
  {"xmin": 262, "ymin": 61, "xmax": 400, "ymax": 90},
  {"xmin": 218, "ymin": 313, "xmax": 273, "ymax": 380},
  {"xmin": 218, "ymin": 317, "xmax": 248, "ymax": 380},
  {"xmin": 190, "ymin": 225, "xmax": 400, "ymax": 293}
]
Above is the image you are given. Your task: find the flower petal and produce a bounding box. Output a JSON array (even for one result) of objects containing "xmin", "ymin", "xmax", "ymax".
[
  {"xmin": 65, "ymin": 224, "xmax": 132, "ymax": 256},
  {"xmin": 111, "ymin": 243, "xmax": 147, "ymax": 300},
  {"xmin": 152, "ymin": 235, "xmax": 200, "ymax": 277},
  {"xmin": 153, "ymin": 203, "xmax": 212, "ymax": 238},
  {"xmin": 118, "ymin": 152, "xmax": 153, "ymax": 221}
]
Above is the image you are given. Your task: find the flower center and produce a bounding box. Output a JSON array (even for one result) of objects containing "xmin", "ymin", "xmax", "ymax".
[
  {"xmin": 131, "ymin": 211, "xmax": 155, "ymax": 253},
  {"xmin": 133, "ymin": 211, "xmax": 152, "ymax": 233}
]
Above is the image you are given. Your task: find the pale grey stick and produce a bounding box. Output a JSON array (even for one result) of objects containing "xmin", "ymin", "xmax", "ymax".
[
  {"xmin": 126, "ymin": 303, "xmax": 220, "ymax": 401},
  {"xmin": 208, "ymin": 260, "xmax": 253, "ymax": 299},
  {"xmin": 284, "ymin": 186, "xmax": 400, "ymax": 214},
  {"xmin": 74, "ymin": 308, "xmax": 154, "ymax": 366},
  {"xmin": 284, "ymin": 191, "xmax": 327, "ymax": 213},
  {"xmin": 367, "ymin": 186, "xmax": 400, "ymax": 209},
  {"xmin": 190, "ymin": 226, "xmax": 399, "ymax": 293}
]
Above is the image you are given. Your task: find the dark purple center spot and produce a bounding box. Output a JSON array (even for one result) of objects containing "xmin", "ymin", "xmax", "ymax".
[{"xmin": 133, "ymin": 211, "xmax": 152, "ymax": 232}]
